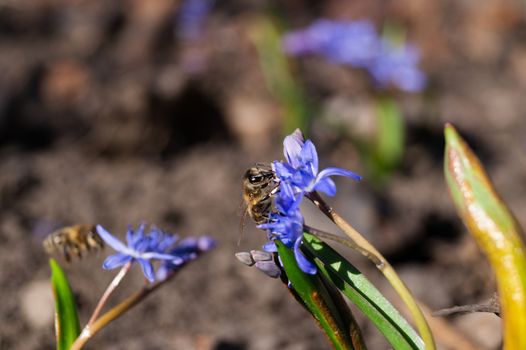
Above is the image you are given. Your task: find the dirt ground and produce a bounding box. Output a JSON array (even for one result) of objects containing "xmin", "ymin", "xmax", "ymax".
[{"xmin": 1, "ymin": 1, "xmax": 526, "ymax": 349}]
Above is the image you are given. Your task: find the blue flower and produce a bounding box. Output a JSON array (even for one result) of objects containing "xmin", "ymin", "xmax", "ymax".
[
  {"xmin": 283, "ymin": 19, "xmax": 379, "ymax": 68},
  {"xmin": 97, "ymin": 224, "xmax": 204, "ymax": 283},
  {"xmin": 259, "ymin": 181, "xmax": 303, "ymax": 247},
  {"xmin": 256, "ymin": 129, "xmax": 361, "ymax": 274},
  {"xmin": 368, "ymin": 41, "xmax": 426, "ymax": 92},
  {"xmin": 258, "ymin": 181, "xmax": 317, "ymax": 275},
  {"xmin": 156, "ymin": 235, "xmax": 216, "ymax": 281},
  {"xmin": 273, "ymin": 129, "xmax": 361, "ymax": 197},
  {"xmin": 283, "ymin": 19, "xmax": 426, "ymax": 92}
]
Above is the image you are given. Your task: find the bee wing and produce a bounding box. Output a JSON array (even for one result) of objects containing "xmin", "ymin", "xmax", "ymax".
[
  {"xmin": 238, "ymin": 203, "xmax": 249, "ymax": 246},
  {"xmin": 237, "ymin": 195, "xmax": 248, "ymax": 215}
]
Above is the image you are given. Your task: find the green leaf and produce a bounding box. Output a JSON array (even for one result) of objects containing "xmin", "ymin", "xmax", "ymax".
[
  {"xmin": 276, "ymin": 242, "xmax": 363, "ymax": 350},
  {"xmin": 444, "ymin": 123, "xmax": 526, "ymax": 350},
  {"xmin": 50, "ymin": 258, "xmax": 81, "ymax": 350},
  {"xmin": 302, "ymin": 233, "xmax": 424, "ymax": 350},
  {"xmin": 249, "ymin": 17, "xmax": 310, "ymax": 135},
  {"xmin": 370, "ymin": 97, "xmax": 404, "ymax": 183},
  {"xmin": 375, "ymin": 97, "xmax": 404, "ymax": 171}
]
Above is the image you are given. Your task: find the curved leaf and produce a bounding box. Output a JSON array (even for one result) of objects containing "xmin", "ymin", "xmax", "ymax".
[
  {"xmin": 276, "ymin": 242, "xmax": 363, "ymax": 350},
  {"xmin": 50, "ymin": 258, "xmax": 80, "ymax": 350},
  {"xmin": 444, "ymin": 124, "xmax": 526, "ymax": 350},
  {"xmin": 302, "ymin": 233, "xmax": 424, "ymax": 350}
]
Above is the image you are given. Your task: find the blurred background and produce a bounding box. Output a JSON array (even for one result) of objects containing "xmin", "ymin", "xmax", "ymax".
[{"xmin": 1, "ymin": 0, "xmax": 525, "ymax": 349}]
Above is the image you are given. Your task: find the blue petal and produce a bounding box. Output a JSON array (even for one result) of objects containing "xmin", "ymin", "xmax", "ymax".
[
  {"xmin": 273, "ymin": 161, "xmax": 295, "ymax": 180},
  {"xmin": 141, "ymin": 251, "xmax": 182, "ymax": 260},
  {"xmin": 156, "ymin": 259, "xmax": 184, "ymax": 281},
  {"xmin": 157, "ymin": 234, "xmax": 178, "ymax": 252},
  {"xmin": 317, "ymin": 167, "xmax": 362, "ymax": 181},
  {"xmin": 126, "ymin": 225, "xmax": 135, "ymax": 246},
  {"xmin": 138, "ymin": 259, "xmax": 155, "ymax": 282},
  {"xmin": 134, "ymin": 223, "xmax": 146, "ymax": 244},
  {"xmin": 275, "ymin": 181, "xmax": 297, "ymax": 213},
  {"xmin": 282, "ymin": 32, "xmax": 314, "ymax": 55},
  {"xmin": 97, "ymin": 225, "xmax": 130, "ymax": 253},
  {"xmin": 178, "ymin": 237, "xmax": 198, "ymax": 248},
  {"xmin": 146, "ymin": 227, "xmax": 162, "ymax": 246},
  {"xmin": 283, "ymin": 129, "xmax": 305, "ymax": 167},
  {"xmin": 156, "ymin": 265, "xmax": 169, "ymax": 281},
  {"xmin": 135, "ymin": 238, "xmax": 151, "ymax": 252},
  {"xmin": 300, "ymin": 140, "xmax": 319, "ymax": 175},
  {"xmin": 126, "ymin": 223, "xmax": 145, "ymax": 247},
  {"xmin": 103, "ymin": 253, "xmax": 132, "ymax": 270},
  {"xmin": 263, "ymin": 241, "xmax": 277, "ymax": 252},
  {"xmin": 294, "ymin": 237, "xmax": 317, "ymax": 275},
  {"xmin": 171, "ymin": 256, "xmax": 185, "ymax": 265},
  {"xmin": 257, "ymin": 223, "xmax": 273, "ymax": 231},
  {"xmin": 313, "ymin": 177, "xmax": 337, "ymax": 196},
  {"xmin": 197, "ymin": 236, "xmax": 216, "ymax": 251}
]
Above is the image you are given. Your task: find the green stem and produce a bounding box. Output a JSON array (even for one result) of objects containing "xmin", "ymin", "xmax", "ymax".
[{"xmin": 306, "ymin": 191, "xmax": 436, "ymax": 350}]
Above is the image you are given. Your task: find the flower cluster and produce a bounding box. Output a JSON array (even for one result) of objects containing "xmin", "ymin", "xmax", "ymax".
[
  {"xmin": 258, "ymin": 130, "xmax": 361, "ymax": 274},
  {"xmin": 282, "ymin": 19, "xmax": 426, "ymax": 92},
  {"xmin": 97, "ymin": 224, "xmax": 215, "ymax": 282}
]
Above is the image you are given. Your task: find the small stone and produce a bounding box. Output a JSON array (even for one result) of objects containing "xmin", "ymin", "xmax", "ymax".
[
  {"xmin": 20, "ymin": 279, "xmax": 55, "ymax": 329},
  {"xmin": 455, "ymin": 312, "xmax": 502, "ymax": 349},
  {"xmin": 224, "ymin": 96, "xmax": 279, "ymax": 153}
]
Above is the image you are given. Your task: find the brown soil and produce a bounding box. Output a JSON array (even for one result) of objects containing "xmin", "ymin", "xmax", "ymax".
[{"xmin": 2, "ymin": 1, "xmax": 524, "ymax": 349}]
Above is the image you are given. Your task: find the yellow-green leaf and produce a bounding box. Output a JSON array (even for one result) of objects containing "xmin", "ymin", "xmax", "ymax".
[
  {"xmin": 302, "ymin": 233, "xmax": 424, "ymax": 350},
  {"xmin": 444, "ymin": 123, "xmax": 526, "ymax": 350}
]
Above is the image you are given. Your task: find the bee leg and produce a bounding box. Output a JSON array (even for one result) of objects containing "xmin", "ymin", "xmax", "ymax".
[
  {"xmin": 73, "ymin": 245, "xmax": 82, "ymax": 259},
  {"xmin": 63, "ymin": 245, "xmax": 72, "ymax": 263}
]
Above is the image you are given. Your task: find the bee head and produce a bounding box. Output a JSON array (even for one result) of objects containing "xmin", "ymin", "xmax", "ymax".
[{"xmin": 244, "ymin": 166, "xmax": 274, "ymax": 185}]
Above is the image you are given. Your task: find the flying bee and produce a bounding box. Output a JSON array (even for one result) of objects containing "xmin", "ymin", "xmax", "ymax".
[
  {"xmin": 241, "ymin": 164, "xmax": 280, "ymax": 227},
  {"xmin": 43, "ymin": 224, "xmax": 104, "ymax": 262}
]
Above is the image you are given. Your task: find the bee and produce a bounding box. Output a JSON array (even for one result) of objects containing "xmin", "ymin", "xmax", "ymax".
[
  {"xmin": 43, "ymin": 224, "xmax": 104, "ymax": 262},
  {"xmin": 242, "ymin": 164, "xmax": 279, "ymax": 225}
]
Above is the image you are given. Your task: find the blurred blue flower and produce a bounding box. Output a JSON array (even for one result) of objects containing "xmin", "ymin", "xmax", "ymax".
[
  {"xmin": 176, "ymin": 0, "xmax": 214, "ymax": 40},
  {"xmin": 283, "ymin": 19, "xmax": 426, "ymax": 92},
  {"xmin": 156, "ymin": 235, "xmax": 216, "ymax": 280},
  {"xmin": 97, "ymin": 224, "xmax": 214, "ymax": 282},
  {"xmin": 273, "ymin": 129, "xmax": 361, "ymax": 197},
  {"xmin": 369, "ymin": 41, "xmax": 426, "ymax": 92},
  {"xmin": 283, "ymin": 19, "xmax": 379, "ymax": 68}
]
